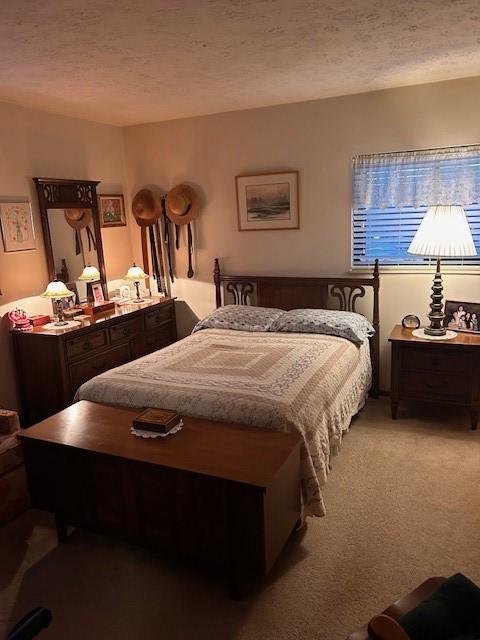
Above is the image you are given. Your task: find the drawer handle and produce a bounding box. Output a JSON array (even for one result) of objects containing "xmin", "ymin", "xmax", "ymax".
[
  {"xmin": 82, "ymin": 341, "xmax": 93, "ymax": 351},
  {"xmin": 122, "ymin": 328, "xmax": 129, "ymax": 336}
]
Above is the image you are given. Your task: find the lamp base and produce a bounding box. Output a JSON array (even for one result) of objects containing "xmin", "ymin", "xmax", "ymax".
[
  {"xmin": 132, "ymin": 298, "xmax": 144, "ymax": 304},
  {"xmin": 53, "ymin": 320, "xmax": 69, "ymax": 326},
  {"xmin": 423, "ymin": 325, "xmax": 447, "ymax": 337}
]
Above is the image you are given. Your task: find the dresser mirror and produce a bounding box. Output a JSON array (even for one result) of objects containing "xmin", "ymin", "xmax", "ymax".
[{"xmin": 34, "ymin": 178, "xmax": 107, "ymax": 300}]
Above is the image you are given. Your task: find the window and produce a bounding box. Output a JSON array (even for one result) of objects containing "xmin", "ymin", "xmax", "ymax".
[{"xmin": 352, "ymin": 145, "xmax": 480, "ymax": 268}]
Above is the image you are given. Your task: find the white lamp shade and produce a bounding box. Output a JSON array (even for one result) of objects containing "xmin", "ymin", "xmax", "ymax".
[
  {"xmin": 124, "ymin": 264, "xmax": 147, "ymax": 281},
  {"xmin": 408, "ymin": 205, "xmax": 477, "ymax": 257},
  {"xmin": 78, "ymin": 265, "xmax": 100, "ymax": 281},
  {"xmin": 41, "ymin": 281, "xmax": 75, "ymax": 299}
]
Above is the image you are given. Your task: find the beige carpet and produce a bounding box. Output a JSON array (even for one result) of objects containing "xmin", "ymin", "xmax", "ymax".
[{"xmin": 1, "ymin": 398, "xmax": 479, "ymax": 640}]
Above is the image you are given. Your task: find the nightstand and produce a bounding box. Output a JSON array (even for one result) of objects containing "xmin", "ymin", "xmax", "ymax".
[{"xmin": 389, "ymin": 325, "xmax": 480, "ymax": 430}]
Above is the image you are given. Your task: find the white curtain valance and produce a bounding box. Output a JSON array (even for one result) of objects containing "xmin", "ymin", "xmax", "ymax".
[{"xmin": 353, "ymin": 145, "xmax": 480, "ymax": 210}]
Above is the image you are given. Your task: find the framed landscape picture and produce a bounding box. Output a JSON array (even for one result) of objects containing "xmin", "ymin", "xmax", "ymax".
[
  {"xmin": 236, "ymin": 171, "xmax": 299, "ymax": 231},
  {"xmin": 0, "ymin": 202, "xmax": 36, "ymax": 252},
  {"xmin": 444, "ymin": 299, "xmax": 480, "ymax": 333},
  {"xmin": 98, "ymin": 194, "xmax": 126, "ymax": 227}
]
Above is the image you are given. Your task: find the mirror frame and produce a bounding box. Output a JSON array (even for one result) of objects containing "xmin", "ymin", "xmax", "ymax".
[{"xmin": 33, "ymin": 177, "xmax": 107, "ymax": 297}]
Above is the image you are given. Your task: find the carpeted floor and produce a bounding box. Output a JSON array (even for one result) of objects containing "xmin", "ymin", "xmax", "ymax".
[{"xmin": 1, "ymin": 398, "xmax": 479, "ymax": 640}]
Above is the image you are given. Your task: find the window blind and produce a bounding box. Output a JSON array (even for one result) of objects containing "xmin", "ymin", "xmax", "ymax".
[{"xmin": 352, "ymin": 146, "xmax": 480, "ymax": 267}]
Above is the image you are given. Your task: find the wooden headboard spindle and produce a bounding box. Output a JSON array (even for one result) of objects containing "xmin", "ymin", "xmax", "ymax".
[{"xmin": 213, "ymin": 258, "xmax": 380, "ymax": 398}]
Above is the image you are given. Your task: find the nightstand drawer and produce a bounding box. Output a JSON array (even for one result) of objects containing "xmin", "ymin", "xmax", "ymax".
[
  {"xmin": 110, "ymin": 317, "xmax": 143, "ymax": 344},
  {"xmin": 400, "ymin": 372, "xmax": 469, "ymax": 403},
  {"xmin": 400, "ymin": 347, "xmax": 468, "ymax": 373},
  {"xmin": 66, "ymin": 329, "xmax": 108, "ymax": 361}
]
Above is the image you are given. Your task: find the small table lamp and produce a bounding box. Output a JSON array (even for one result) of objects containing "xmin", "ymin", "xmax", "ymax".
[
  {"xmin": 41, "ymin": 280, "xmax": 75, "ymax": 326},
  {"xmin": 408, "ymin": 205, "xmax": 476, "ymax": 337},
  {"xmin": 78, "ymin": 265, "xmax": 101, "ymax": 282},
  {"xmin": 124, "ymin": 263, "xmax": 148, "ymax": 303}
]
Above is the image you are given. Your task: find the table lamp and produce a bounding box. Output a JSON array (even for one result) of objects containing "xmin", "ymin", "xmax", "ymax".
[
  {"xmin": 408, "ymin": 205, "xmax": 476, "ymax": 337},
  {"xmin": 124, "ymin": 263, "xmax": 148, "ymax": 303},
  {"xmin": 41, "ymin": 280, "xmax": 75, "ymax": 326},
  {"xmin": 78, "ymin": 265, "xmax": 100, "ymax": 281}
]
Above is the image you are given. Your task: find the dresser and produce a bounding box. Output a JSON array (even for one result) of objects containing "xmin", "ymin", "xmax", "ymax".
[
  {"xmin": 12, "ymin": 298, "xmax": 177, "ymax": 426},
  {"xmin": 389, "ymin": 325, "xmax": 480, "ymax": 429}
]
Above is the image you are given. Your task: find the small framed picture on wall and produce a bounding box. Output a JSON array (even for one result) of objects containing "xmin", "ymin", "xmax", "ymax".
[
  {"xmin": 0, "ymin": 202, "xmax": 36, "ymax": 252},
  {"xmin": 98, "ymin": 194, "xmax": 126, "ymax": 227},
  {"xmin": 235, "ymin": 171, "xmax": 299, "ymax": 231}
]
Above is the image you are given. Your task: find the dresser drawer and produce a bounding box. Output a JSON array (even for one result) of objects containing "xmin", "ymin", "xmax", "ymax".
[
  {"xmin": 109, "ymin": 317, "xmax": 144, "ymax": 344},
  {"xmin": 66, "ymin": 329, "xmax": 108, "ymax": 361},
  {"xmin": 399, "ymin": 371, "xmax": 469, "ymax": 403},
  {"xmin": 69, "ymin": 344, "xmax": 130, "ymax": 392},
  {"xmin": 400, "ymin": 347, "xmax": 468, "ymax": 373},
  {"xmin": 131, "ymin": 326, "xmax": 175, "ymax": 359},
  {"xmin": 144, "ymin": 305, "xmax": 172, "ymax": 332}
]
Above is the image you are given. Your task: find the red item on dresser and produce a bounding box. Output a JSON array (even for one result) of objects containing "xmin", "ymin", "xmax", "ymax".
[{"xmin": 29, "ymin": 314, "xmax": 51, "ymax": 327}]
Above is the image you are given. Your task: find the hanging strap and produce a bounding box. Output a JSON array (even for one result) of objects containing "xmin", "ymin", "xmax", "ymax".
[
  {"xmin": 162, "ymin": 200, "xmax": 174, "ymax": 283},
  {"xmin": 86, "ymin": 225, "xmax": 97, "ymax": 252},
  {"xmin": 175, "ymin": 224, "xmax": 180, "ymax": 250},
  {"xmin": 149, "ymin": 226, "xmax": 161, "ymax": 285},
  {"xmin": 187, "ymin": 222, "xmax": 194, "ymax": 278},
  {"xmin": 140, "ymin": 227, "xmax": 150, "ymax": 275},
  {"xmin": 154, "ymin": 220, "xmax": 167, "ymax": 295}
]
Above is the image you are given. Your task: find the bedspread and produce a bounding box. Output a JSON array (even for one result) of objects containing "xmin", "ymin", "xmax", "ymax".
[{"xmin": 76, "ymin": 329, "xmax": 371, "ymax": 516}]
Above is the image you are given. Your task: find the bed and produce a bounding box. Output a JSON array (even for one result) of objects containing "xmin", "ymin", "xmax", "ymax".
[{"xmin": 77, "ymin": 259, "xmax": 380, "ymax": 517}]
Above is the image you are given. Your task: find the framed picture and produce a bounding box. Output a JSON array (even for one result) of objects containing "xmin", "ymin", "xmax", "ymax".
[
  {"xmin": 90, "ymin": 282, "xmax": 105, "ymax": 304},
  {"xmin": 444, "ymin": 300, "xmax": 480, "ymax": 333},
  {"xmin": 98, "ymin": 194, "xmax": 126, "ymax": 227},
  {"xmin": 0, "ymin": 202, "xmax": 36, "ymax": 252},
  {"xmin": 235, "ymin": 171, "xmax": 299, "ymax": 231}
]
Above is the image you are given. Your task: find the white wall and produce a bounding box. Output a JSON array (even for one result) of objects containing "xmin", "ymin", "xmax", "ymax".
[
  {"xmin": 0, "ymin": 102, "xmax": 133, "ymax": 410},
  {"xmin": 124, "ymin": 76, "xmax": 480, "ymax": 390}
]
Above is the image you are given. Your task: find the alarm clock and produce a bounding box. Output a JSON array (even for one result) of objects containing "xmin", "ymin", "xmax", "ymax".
[{"xmin": 402, "ymin": 314, "xmax": 421, "ymax": 329}]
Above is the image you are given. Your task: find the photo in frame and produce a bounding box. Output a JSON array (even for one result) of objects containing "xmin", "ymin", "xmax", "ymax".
[
  {"xmin": 0, "ymin": 202, "xmax": 36, "ymax": 252},
  {"xmin": 444, "ymin": 299, "xmax": 480, "ymax": 333},
  {"xmin": 98, "ymin": 194, "xmax": 126, "ymax": 227},
  {"xmin": 52, "ymin": 282, "xmax": 78, "ymax": 315},
  {"xmin": 235, "ymin": 171, "xmax": 299, "ymax": 231},
  {"xmin": 89, "ymin": 282, "xmax": 105, "ymax": 304}
]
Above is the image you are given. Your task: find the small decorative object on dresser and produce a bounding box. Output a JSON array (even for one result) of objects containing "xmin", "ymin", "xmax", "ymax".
[
  {"xmin": 401, "ymin": 314, "xmax": 420, "ymax": 329},
  {"xmin": 124, "ymin": 263, "xmax": 148, "ymax": 302},
  {"xmin": 8, "ymin": 309, "xmax": 32, "ymax": 332},
  {"xmin": 40, "ymin": 280, "xmax": 75, "ymax": 326},
  {"xmin": 236, "ymin": 171, "xmax": 299, "ymax": 231},
  {"xmin": 98, "ymin": 194, "xmax": 126, "ymax": 227},
  {"xmin": 444, "ymin": 299, "xmax": 480, "ymax": 333},
  {"xmin": 389, "ymin": 324, "xmax": 480, "ymax": 429},
  {"xmin": 0, "ymin": 202, "xmax": 36, "ymax": 252}
]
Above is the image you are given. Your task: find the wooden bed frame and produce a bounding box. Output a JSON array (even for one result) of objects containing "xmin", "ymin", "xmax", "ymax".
[{"xmin": 214, "ymin": 258, "xmax": 380, "ymax": 398}]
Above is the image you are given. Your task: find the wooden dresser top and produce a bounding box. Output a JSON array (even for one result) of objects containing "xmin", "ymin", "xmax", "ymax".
[
  {"xmin": 18, "ymin": 401, "xmax": 301, "ymax": 489},
  {"xmin": 12, "ymin": 297, "xmax": 174, "ymax": 340},
  {"xmin": 389, "ymin": 324, "xmax": 480, "ymax": 347}
]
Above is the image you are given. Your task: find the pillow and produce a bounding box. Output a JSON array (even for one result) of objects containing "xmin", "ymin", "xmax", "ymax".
[
  {"xmin": 192, "ymin": 305, "xmax": 285, "ymax": 334},
  {"xmin": 269, "ymin": 308, "xmax": 375, "ymax": 345}
]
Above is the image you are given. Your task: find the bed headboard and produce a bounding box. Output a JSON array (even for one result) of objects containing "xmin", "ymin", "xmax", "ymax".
[{"xmin": 213, "ymin": 258, "xmax": 380, "ymax": 398}]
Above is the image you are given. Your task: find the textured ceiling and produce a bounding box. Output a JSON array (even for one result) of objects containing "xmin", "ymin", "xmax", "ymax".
[{"xmin": 1, "ymin": 0, "xmax": 480, "ymax": 126}]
